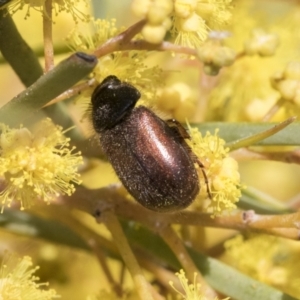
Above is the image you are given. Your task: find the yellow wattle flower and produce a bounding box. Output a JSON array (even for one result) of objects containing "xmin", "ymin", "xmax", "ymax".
[
  {"xmin": 131, "ymin": 0, "xmax": 173, "ymax": 44},
  {"xmin": 224, "ymin": 234, "xmax": 300, "ymax": 298},
  {"xmin": 171, "ymin": 0, "xmax": 232, "ymax": 48},
  {"xmin": 2, "ymin": 0, "xmax": 90, "ymax": 22},
  {"xmin": 169, "ymin": 269, "xmax": 230, "ymax": 300},
  {"xmin": 0, "ymin": 118, "xmax": 83, "ymax": 211},
  {"xmin": 0, "ymin": 255, "xmax": 59, "ymax": 300},
  {"xmin": 67, "ymin": 18, "xmax": 164, "ymax": 105},
  {"xmin": 186, "ymin": 126, "xmax": 242, "ymax": 217}
]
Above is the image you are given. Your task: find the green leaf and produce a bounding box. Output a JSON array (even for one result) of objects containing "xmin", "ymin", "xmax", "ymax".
[
  {"xmin": 238, "ymin": 188, "xmax": 294, "ymax": 214},
  {"xmin": 195, "ymin": 121, "xmax": 300, "ymax": 146},
  {"xmin": 1, "ymin": 209, "xmax": 297, "ymax": 300},
  {"xmin": 122, "ymin": 222, "xmax": 297, "ymax": 300},
  {"xmin": 0, "ymin": 209, "xmax": 89, "ymax": 250},
  {"xmin": 0, "ymin": 52, "xmax": 97, "ymax": 127},
  {"xmin": 189, "ymin": 249, "xmax": 296, "ymax": 300},
  {"xmin": 225, "ymin": 117, "xmax": 296, "ymax": 150},
  {"xmin": 0, "ymin": 9, "xmax": 43, "ymax": 86}
]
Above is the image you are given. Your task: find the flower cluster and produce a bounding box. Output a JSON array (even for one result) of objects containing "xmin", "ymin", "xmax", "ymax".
[
  {"xmin": 205, "ymin": 2, "xmax": 300, "ymax": 122},
  {"xmin": 67, "ymin": 18, "xmax": 164, "ymax": 104},
  {"xmin": 171, "ymin": 0, "xmax": 232, "ymax": 48},
  {"xmin": 0, "ymin": 255, "xmax": 59, "ymax": 300},
  {"xmin": 169, "ymin": 269, "xmax": 229, "ymax": 300},
  {"xmin": 207, "ymin": 55, "xmax": 280, "ymax": 121},
  {"xmin": 157, "ymin": 81, "xmax": 197, "ymax": 122},
  {"xmin": 197, "ymin": 38, "xmax": 236, "ymax": 75},
  {"xmin": 244, "ymin": 29, "xmax": 279, "ymax": 57},
  {"xmin": 186, "ymin": 127, "xmax": 241, "ymax": 216},
  {"xmin": 271, "ymin": 61, "xmax": 300, "ymax": 106},
  {"xmin": 131, "ymin": 0, "xmax": 232, "ymax": 48},
  {"xmin": 1, "ymin": 0, "xmax": 90, "ymax": 22},
  {"xmin": 224, "ymin": 234, "xmax": 300, "ymax": 298},
  {"xmin": 0, "ymin": 118, "xmax": 83, "ymax": 211},
  {"xmin": 131, "ymin": 0, "xmax": 173, "ymax": 44},
  {"xmin": 67, "ymin": 18, "xmax": 120, "ymax": 53}
]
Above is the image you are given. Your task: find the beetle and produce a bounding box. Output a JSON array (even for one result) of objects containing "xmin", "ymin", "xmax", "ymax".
[{"xmin": 91, "ymin": 75, "xmax": 211, "ymax": 212}]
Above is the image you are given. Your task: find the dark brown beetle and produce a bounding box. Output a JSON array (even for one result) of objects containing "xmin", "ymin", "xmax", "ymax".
[{"xmin": 91, "ymin": 75, "xmax": 210, "ymax": 212}]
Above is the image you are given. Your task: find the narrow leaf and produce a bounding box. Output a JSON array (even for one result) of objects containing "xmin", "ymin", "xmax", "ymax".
[
  {"xmin": 122, "ymin": 222, "xmax": 297, "ymax": 300},
  {"xmin": 0, "ymin": 209, "xmax": 89, "ymax": 250},
  {"xmin": 0, "ymin": 9, "xmax": 43, "ymax": 86},
  {"xmin": 0, "ymin": 52, "xmax": 97, "ymax": 126},
  {"xmin": 0, "ymin": 209, "xmax": 296, "ymax": 300},
  {"xmin": 225, "ymin": 117, "xmax": 297, "ymax": 150},
  {"xmin": 238, "ymin": 188, "xmax": 293, "ymax": 214},
  {"xmin": 195, "ymin": 120, "xmax": 300, "ymax": 146}
]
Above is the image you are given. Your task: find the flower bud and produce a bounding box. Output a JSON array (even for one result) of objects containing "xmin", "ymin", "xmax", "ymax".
[
  {"xmin": 178, "ymin": 12, "xmax": 203, "ymax": 32},
  {"xmin": 174, "ymin": 0, "xmax": 197, "ymax": 18},
  {"xmin": 157, "ymin": 88, "xmax": 181, "ymax": 110},
  {"xmin": 131, "ymin": 0, "xmax": 151, "ymax": 17},
  {"xmin": 142, "ymin": 24, "xmax": 166, "ymax": 44},
  {"xmin": 244, "ymin": 29, "xmax": 279, "ymax": 57},
  {"xmin": 283, "ymin": 61, "xmax": 300, "ymax": 80},
  {"xmin": 147, "ymin": 0, "xmax": 173, "ymax": 25},
  {"xmin": 198, "ymin": 41, "xmax": 236, "ymax": 75},
  {"xmin": 276, "ymin": 79, "xmax": 298, "ymax": 101}
]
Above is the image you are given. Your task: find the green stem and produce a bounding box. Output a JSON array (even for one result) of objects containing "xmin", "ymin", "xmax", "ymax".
[
  {"xmin": 39, "ymin": 205, "xmax": 124, "ymax": 297},
  {"xmin": 262, "ymin": 97, "xmax": 286, "ymax": 122},
  {"xmin": 225, "ymin": 116, "xmax": 296, "ymax": 150},
  {"xmin": 101, "ymin": 210, "xmax": 154, "ymax": 300},
  {"xmin": 64, "ymin": 186, "xmax": 300, "ymax": 240},
  {"xmin": 0, "ymin": 44, "xmax": 70, "ymax": 65},
  {"xmin": 2, "ymin": 207, "xmax": 296, "ymax": 300},
  {"xmin": 0, "ymin": 52, "xmax": 97, "ymax": 127},
  {"xmin": 94, "ymin": 19, "xmax": 147, "ymax": 57},
  {"xmin": 159, "ymin": 225, "xmax": 217, "ymax": 298},
  {"xmin": 0, "ymin": 8, "xmax": 43, "ymax": 86},
  {"xmin": 43, "ymin": 0, "xmax": 54, "ymax": 71}
]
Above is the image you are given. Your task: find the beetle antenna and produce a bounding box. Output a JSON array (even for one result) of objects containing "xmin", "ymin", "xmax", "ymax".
[{"xmin": 196, "ymin": 159, "xmax": 212, "ymax": 199}]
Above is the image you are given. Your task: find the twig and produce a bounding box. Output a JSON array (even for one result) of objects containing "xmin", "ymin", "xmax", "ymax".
[
  {"xmin": 93, "ymin": 19, "xmax": 147, "ymax": 57},
  {"xmin": 158, "ymin": 225, "xmax": 217, "ymax": 298},
  {"xmin": 262, "ymin": 228, "xmax": 300, "ymax": 240},
  {"xmin": 90, "ymin": 240, "xmax": 124, "ymax": 297},
  {"xmin": 100, "ymin": 210, "xmax": 154, "ymax": 300},
  {"xmin": 43, "ymin": 0, "xmax": 54, "ymax": 72},
  {"xmin": 230, "ymin": 148, "xmax": 270, "ymax": 161},
  {"xmin": 62, "ymin": 186, "xmax": 300, "ymax": 240},
  {"xmin": 140, "ymin": 256, "xmax": 194, "ymax": 298},
  {"xmin": 96, "ymin": 38, "xmax": 198, "ymax": 58},
  {"xmin": 43, "ymin": 78, "xmax": 96, "ymax": 107},
  {"xmin": 32, "ymin": 205, "xmax": 124, "ymax": 296},
  {"xmin": 44, "ymin": 21, "xmax": 200, "ymax": 106},
  {"xmin": 245, "ymin": 211, "xmax": 300, "ymax": 229},
  {"xmin": 262, "ymin": 97, "xmax": 285, "ymax": 122},
  {"xmin": 121, "ymin": 40, "xmax": 198, "ymax": 56},
  {"xmin": 93, "ymin": 19, "xmax": 198, "ymax": 58},
  {"xmin": 235, "ymin": 50, "xmax": 246, "ymax": 60},
  {"xmin": 287, "ymin": 193, "xmax": 300, "ymax": 210},
  {"xmin": 231, "ymin": 148, "xmax": 300, "ymax": 165}
]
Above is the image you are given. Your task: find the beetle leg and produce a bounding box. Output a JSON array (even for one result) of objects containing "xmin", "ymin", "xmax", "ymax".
[
  {"xmin": 194, "ymin": 158, "xmax": 212, "ymax": 200},
  {"xmin": 166, "ymin": 119, "xmax": 190, "ymax": 139}
]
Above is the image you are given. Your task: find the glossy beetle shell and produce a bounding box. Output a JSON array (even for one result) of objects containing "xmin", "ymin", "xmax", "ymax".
[{"xmin": 91, "ymin": 76, "xmax": 199, "ymax": 212}]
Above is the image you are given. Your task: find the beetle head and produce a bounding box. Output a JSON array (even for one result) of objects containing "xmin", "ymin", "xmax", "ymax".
[{"xmin": 91, "ymin": 75, "xmax": 141, "ymax": 131}]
